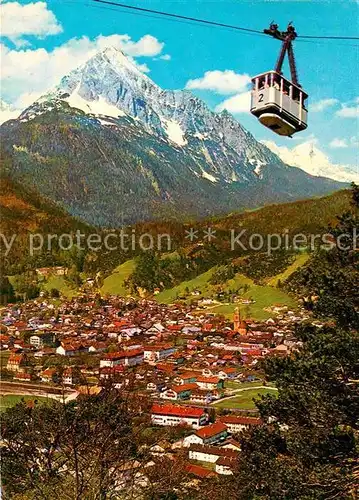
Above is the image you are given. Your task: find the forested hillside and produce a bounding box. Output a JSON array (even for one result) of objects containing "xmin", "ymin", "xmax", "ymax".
[{"xmin": 1, "ymin": 186, "xmax": 353, "ymax": 301}]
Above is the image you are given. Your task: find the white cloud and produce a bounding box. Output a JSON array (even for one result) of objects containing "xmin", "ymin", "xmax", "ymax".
[
  {"xmin": 134, "ymin": 62, "xmax": 150, "ymax": 73},
  {"xmin": 130, "ymin": 34, "xmax": 163, "ymax": 56},
  {"xmin": 0, "ymin": 1, "xmax": 62, "ymax": 44},
  {"xmin": 335, "ymin": 97, "xmax": 359, "ymax": 118},
  {"xmin": 85, "ymin": 33, "xmax": 164, "ymax": 59},
  {"xmin": 336, "ymin": 104, "xmax": 359, "ymax": 118},
  {"xmin": 215, "ymin": 91, "xmax": 251, "ymax": 114},
  {"xmin": 0, "ymin": 108, "xmax": 21, "ymax": 124},
  {"xmin": 1, "ymin": 33, "xmax": 166, "ymax": 107},
  {"xmin": 0, "ymin": 99, "xmax": 20, "ymax": 124},
  {"xmin": 329, "ymin": 138, "xmax": 348, "ymax": 149},
  {"xmin": 310, "ymin": 98, "xmax": 339, "ymax": 112},
  {"xmin": 95, "ymin": 34, "xmax": 163, "ymax": 57},
  {"xmin": 13, "ymin": 91, "xmax": 45, "ymax": 109},
  {"xmin": 328, "ymin": 136, "xmax": 359, "ymax": 149},
  {"xmin": 186, "ymin": 70, "xmax": 251, "ymax": 95},
  {"xmin": 159, "ymin": 54, "xmax": 171, "ymax": 61},
  {"xmin": 310, "ymin": 97, "xmax": 359, "ymax": 118}
]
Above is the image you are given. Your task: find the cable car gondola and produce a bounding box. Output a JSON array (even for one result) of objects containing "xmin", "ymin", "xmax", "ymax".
[{"xmin": 250, "ymin": 23, "xmax": 308, "ymax": 137}]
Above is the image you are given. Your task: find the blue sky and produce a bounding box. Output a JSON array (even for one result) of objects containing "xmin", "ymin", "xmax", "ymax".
[{"xmin": 1, "ymin": 0, "xmax": 358, "ymax": 167}]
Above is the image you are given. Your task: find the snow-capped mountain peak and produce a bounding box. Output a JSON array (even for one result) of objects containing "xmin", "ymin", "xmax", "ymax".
[
  {"xmin": 18, "ymin": 47, "xmax": 280, "ymax": 181},
  {"xmin": 100, "ymin": 46, "xmax": 145, "ymax": 73},
  {"xmin": 13, "ymin": 47, "xmax": 350, "ymax": 190},
  {"xmin": 263, "ymin": 140, "xmax": 359, "ymax": 183}
]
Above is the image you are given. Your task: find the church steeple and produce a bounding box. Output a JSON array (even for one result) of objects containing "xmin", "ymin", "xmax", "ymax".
[
  {"xmin": 233, "ymin": 307, "xmax": 241, "ymax": 332},
  {"xmin": 233, "ymin": 307, "xmax": 247, "ymax": 335}
]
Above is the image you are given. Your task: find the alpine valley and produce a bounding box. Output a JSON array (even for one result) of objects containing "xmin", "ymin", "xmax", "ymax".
[{"xmin": 0, "ymin": 47, "xmax": 345, "ymax": 227}]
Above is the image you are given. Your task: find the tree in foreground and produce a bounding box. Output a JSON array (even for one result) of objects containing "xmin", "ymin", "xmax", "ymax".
[
  {"xmin": 222, "ymin": 185, "xmax": 359, "ymax": 499},
  {"xmin": 286, "ymin": 183, "xmax": 359, "ymax": 329},
  {"xmin": 1, "ymin": 386, "xmax": 198, "ymax": 500},
  {"xmin": 1, "ymin": 387, "xmax": 151, "ymax": 499},
  {"xmin": 223, "ymin": 324, "xmax": 359, "ymax": 499}
]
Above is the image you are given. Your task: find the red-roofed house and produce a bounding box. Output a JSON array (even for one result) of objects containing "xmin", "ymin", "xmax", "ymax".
[
  {"xmin": 222, "ymin": 438, "xmax": 241, "ymax": 451},
  {"xmin": 0, "ymin": 335, "xmax": 10, "ymax": 348},
  {"xmin": 151, "ymin": 404, "xmax": 208, "ymax": 429},
  {"xmin": 167, "ymin": 325, "xmax": 182, "ymax": 332},
  {"xmin": 100, "ymin": 349, "xmax": 143, "ymax": 368},
  {"xmin": 217, "ymin": 367, "xmax": 238, "ymax": 380},
  {"xmin": 188, "ymin": 443, "xmax": 239, "ymax": 464},
  {"xmin": 155, "ymin": 362, "xmax": 176, "ymax": 374},
  {"xmin": 196, "ymin": 376, "xmax": 224, "ymax": 391},
  {"xmin": 99, "ymin": 365, "xmax": 125, "ymax": 380},
  {"xmin": 41, "ymin": 368, "xmax": 58, "ymax": 383},
  {"xmin": 190, "ymin": 389, "xmax": 220, "ymax": 404},
  {"xmin": 183, "ymin": 422, "xmax": 228, "ymax": 447},
  {"xmin": 144, "ymin": 345, "xmax": 176, "ymax": 362},
  {"xmin": 185, "ymin": 463, "xmax": 216, "ymax": 478},
  {"xmin": 62, "ymin": 368, "xmax": 74, "ymax": 385},
  {"xmin": 56, "ymin": 343, "xmax": 88, "ymax": 356},
  {"xmin": 215, "ymin": 456, "xmax": 237, "ymax": 475},
  {"xmin": 160, "ymin": 383, "xmax": 198, "ymax": 401},
  {"xmin": 218, "ymin": 415, "xmax": 262, "ymax": 433},
  {"xmin": 14, "ymin": 371, "xmax": 33, "ymax": 382},
  {"xmin": 173, "ymin": 372, "xmax": 197, "ymax": 385},
  {"xmin": 7, "ymin": 353, "xmax": 27, "ymax": 372}
]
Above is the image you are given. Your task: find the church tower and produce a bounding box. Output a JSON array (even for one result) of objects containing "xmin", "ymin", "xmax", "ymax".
[
  {"xmin": 233, "ymin": 307, "xmax": 241, "ymax": 332},
  {"xmin": 233, "ymin": 307, "xmax": 247, "ymax": 335}
]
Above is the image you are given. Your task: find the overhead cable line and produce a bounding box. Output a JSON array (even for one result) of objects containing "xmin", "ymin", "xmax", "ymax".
[
  {"xmin": 88, "ymin": 1, "xmax": 267, "ymax": 39},
  {"xmin": 92, "ymin": 0, "xmax": 265, "ymax": 35},
  {"xmin": 91, "ymin": 0, "xmax": 359, "ymax": 41}
]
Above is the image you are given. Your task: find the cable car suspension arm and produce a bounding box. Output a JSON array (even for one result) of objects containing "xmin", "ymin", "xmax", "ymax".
[
  {"xmin": 287, "ymin": 43, "xmax": 299, "ymax": 87},
  {"xmin": 264, "ymin": 23, "xmax": 300, "ymax": 86}
]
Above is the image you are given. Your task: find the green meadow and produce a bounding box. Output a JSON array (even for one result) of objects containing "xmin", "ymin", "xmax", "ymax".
[
  {"xmin": 212, "ymin": 387, "xmax": 278, "ymax": 410},
  {"xmin": 101, "ymin": 259, "xmax": 136, "ymax": 296}
]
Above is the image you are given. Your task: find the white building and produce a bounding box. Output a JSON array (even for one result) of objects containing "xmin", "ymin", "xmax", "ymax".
[
  {"xmin": 215, "ymin": 456, "xmax": 236, "ymax": 475},
  {"xmin": 100, "ymin": 349, "xmax": 143, "ymax": 368},
  {"xmin": 29, "ymin": 335, "xmax": 43, "ymax": 348},
  {"xmin": 188, "ymin": 444, "xmax": 239, "ymax": 468},
  {"xmin": 196, "ymin": 376, "xmax": 223, "ymax": 391},
  {"xmin": 151, "ymin": 404, "xmax": 208, "ymax": 429},
  {"xmin": 62, "ymin": 368, "xmax": 73, "ymax": 385},
  {"xmin": 56, "ymin": 344, "xmax": 86, "ymax": 356},
  {"xmin": 183, "ymin": 422, "xmax": 228, "ymax": 447},
  {"xmin": 218, "ymin": 415, "xmax": 262, "ymax": 434},
  {"xmin": 144, "ymin": 345, "xmax": 176, "ymax": 362}
]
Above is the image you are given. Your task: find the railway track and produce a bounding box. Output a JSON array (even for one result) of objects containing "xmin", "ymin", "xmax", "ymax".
[{"xmin": 0, "ymin": 380, "xmax": 75, "ymax": 397}]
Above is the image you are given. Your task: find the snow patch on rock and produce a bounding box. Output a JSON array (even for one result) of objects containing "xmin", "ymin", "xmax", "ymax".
[
  {"xmin": 201, "ymin": 170, "xmax": 218, "ymax": 183},
  {"xmin": 162, "ymin": 119, "xmax": 187, "ymax": 146},
  {"xmin": 66, "ymin": 93, "xmax": 126, "ymax": 118}
]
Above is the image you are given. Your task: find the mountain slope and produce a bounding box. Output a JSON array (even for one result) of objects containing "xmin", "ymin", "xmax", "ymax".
[
  {"xmin": 0, "ymin": 170, "xmax": 92, "ymax": 235},
  {"xmin": 209, "ymin": 188, "xmax": 352, "ymax": 236},
  {"xmin": 0, "ymin": 47, "xmax": 345, "ymax": 226},
  {"xmin": 0, "ymin": 169, "xmax": 94, "ymax": 274}
]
